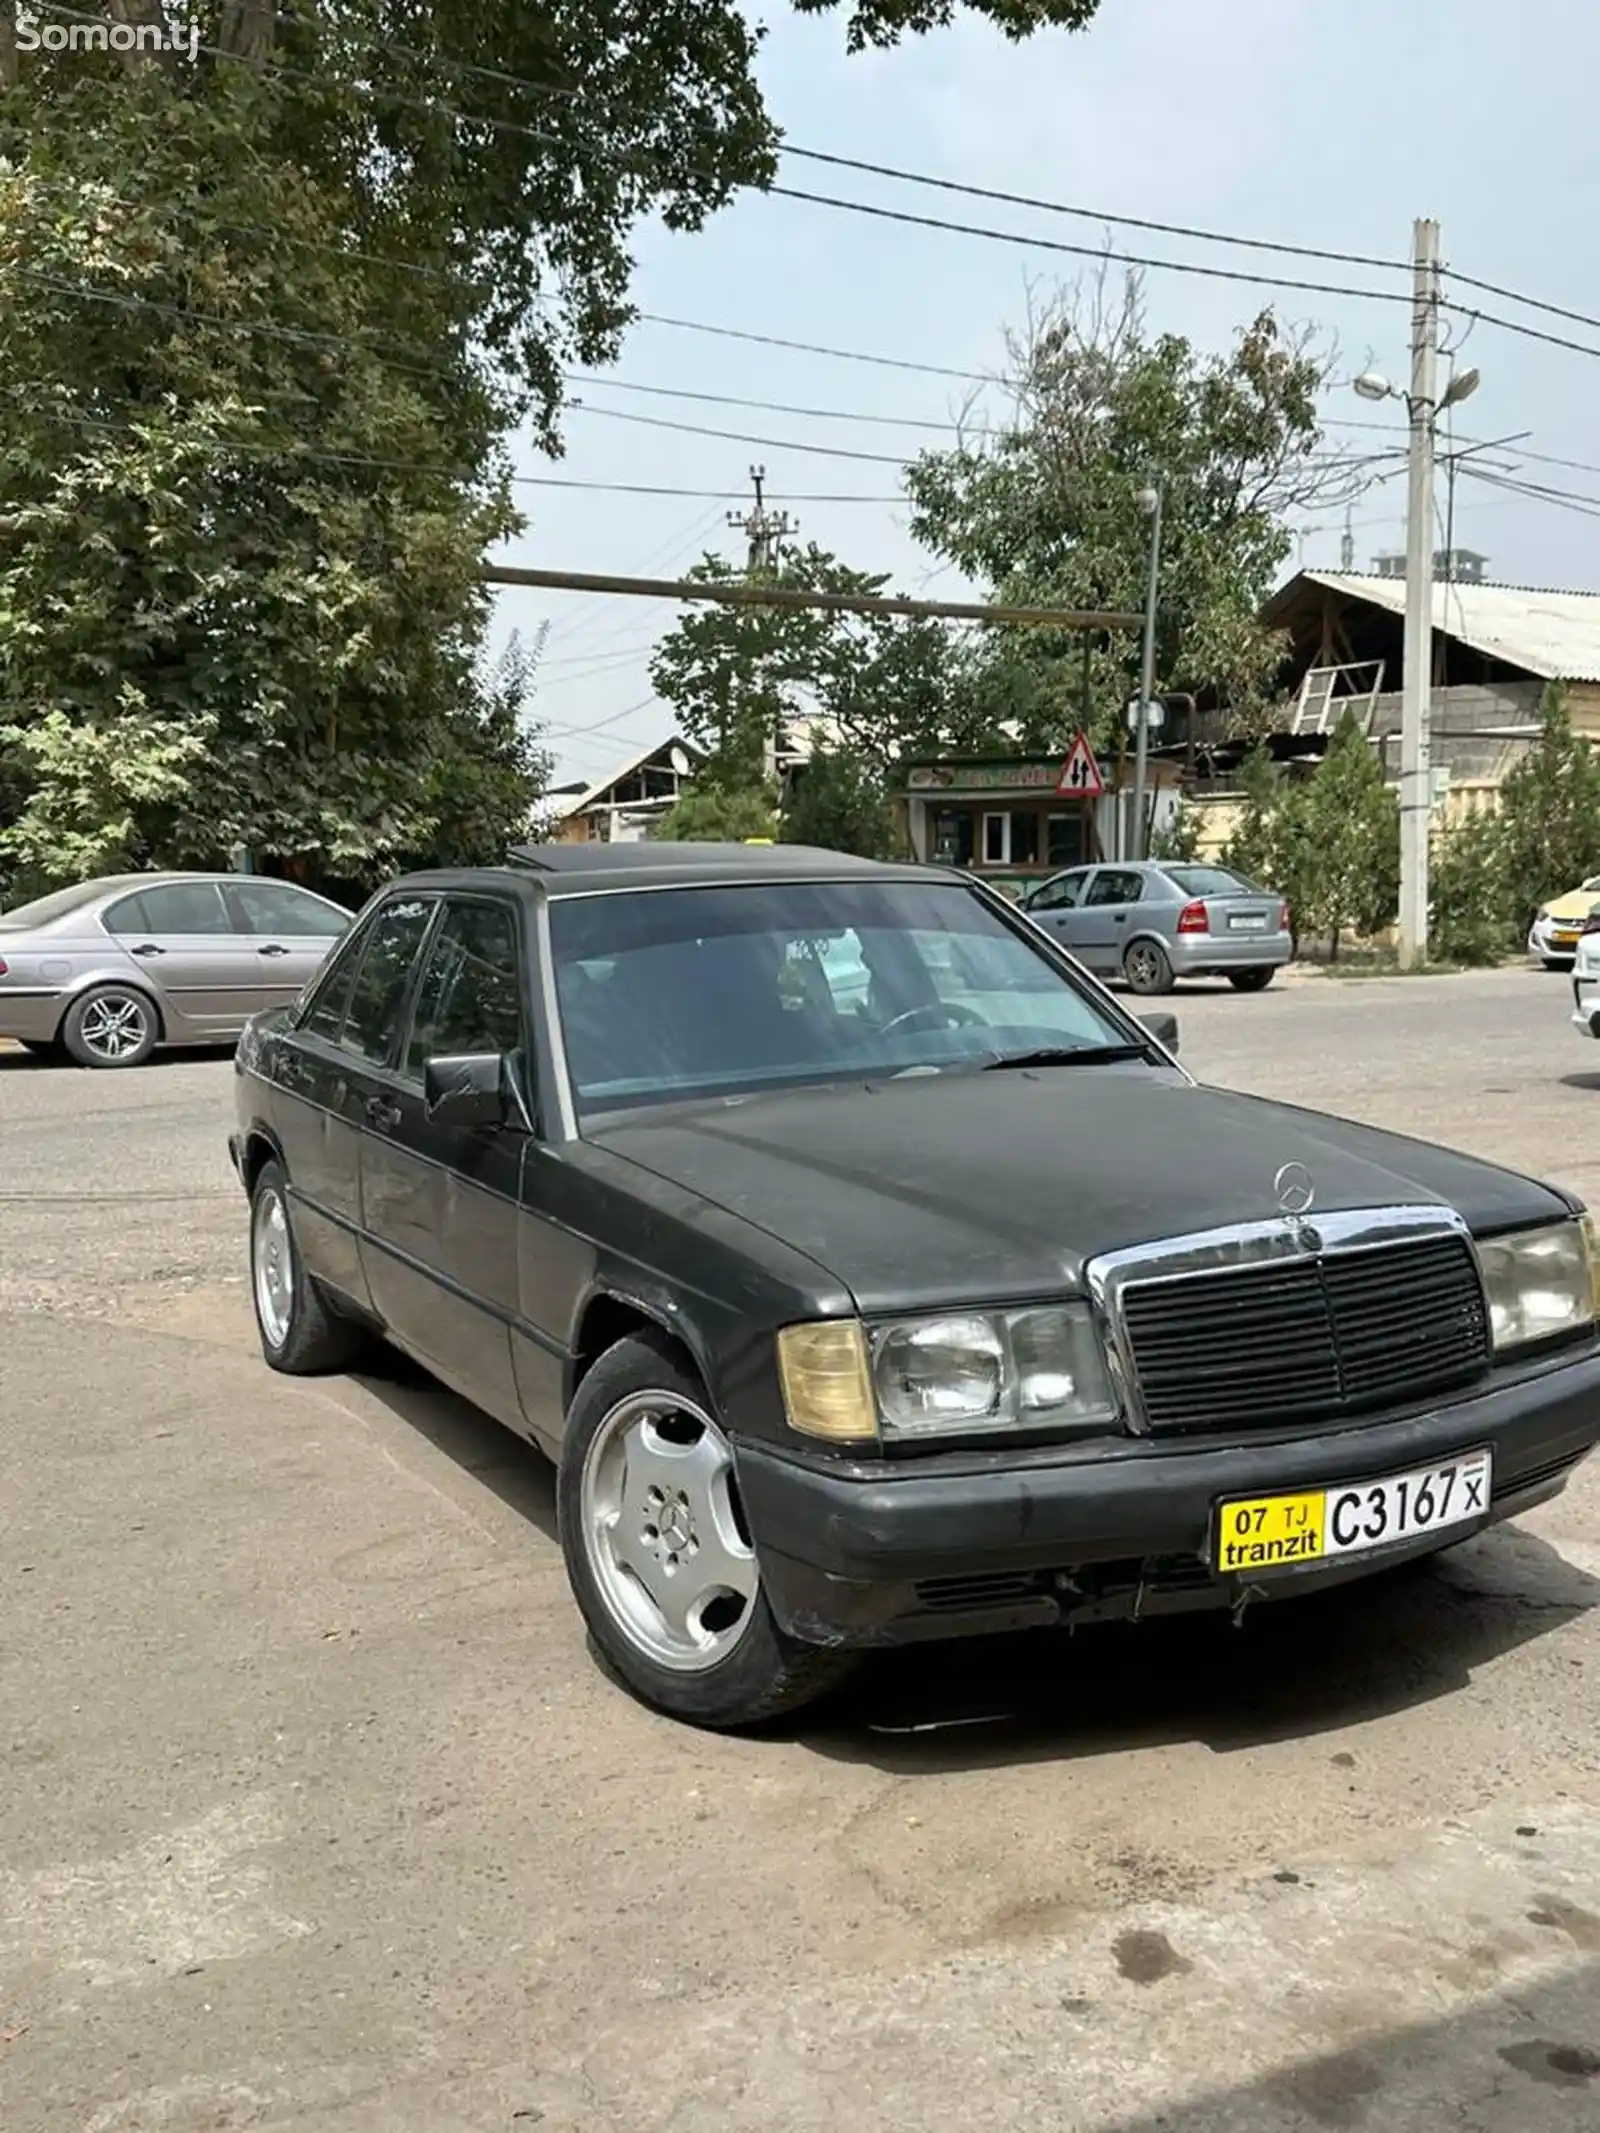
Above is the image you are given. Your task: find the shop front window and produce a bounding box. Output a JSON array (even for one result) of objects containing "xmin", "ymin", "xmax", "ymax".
[{"xmin": 1047, "ymin": 812, "xmax": 1086, "ymax": 868}]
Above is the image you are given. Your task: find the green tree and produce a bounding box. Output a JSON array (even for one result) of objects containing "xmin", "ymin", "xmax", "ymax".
[
  {"xmin": 906, "ymin": 273, "xmax": 1354, "ymax": 753},
  {"xmin": 1148, "ymin": 797, "xmax": 1201, "ymax": 862},
  {"xmin": 0, "ymin": 0, "xmax": 1101, "ymax": 891},
  {"xmin": 1295, "ymin": 712, "xmax": 1398, "ymax": 958},
  {"xmin": 1430, "ymin": 808, "xmax": 1511, "ymax": 967},
  {"xmin": 1492, "ymin": 685, "xmax": 1600, "ymax": 933},
  {"xmin": 652, "ymin": 785, "xmax": 777, "ymax": 843},
  {"xmin": 782, "ymin": 748, "xmax": 900, "ymax": 858}
]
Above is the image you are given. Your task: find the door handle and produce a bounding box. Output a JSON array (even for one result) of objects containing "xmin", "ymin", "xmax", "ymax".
[
  {"xmin": 1113, "ymin": 913, "xmax": 1128, "ymax": 924},
  {"xmin": 129, "ymin": 942, "xmax": 165, "ymax": 957},
  {"xmin": 257, "ymin": 943, "xmax": 291, "ymax": 957},
  {"xmin": 365, "ymin": 1094, "xmax": 402, "ymax": 1132}
]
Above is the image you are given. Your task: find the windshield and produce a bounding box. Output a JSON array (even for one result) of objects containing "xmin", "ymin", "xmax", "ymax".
[
  {"xmin": 550, "ymin": 879, "xmax": 1141, "ymax": 1116},
  {"xmin": 1162, "ymin": 865, "xmax": 1261, "ymax": 897},
  {"xmin": 0, "ymin": 879, "xmax": 118, "ymax": 929}
]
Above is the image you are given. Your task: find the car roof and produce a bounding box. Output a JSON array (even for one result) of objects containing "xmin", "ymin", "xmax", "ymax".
[{"xmin": 493, "ymin": 843, "xmax": 939, "ymax": 897}]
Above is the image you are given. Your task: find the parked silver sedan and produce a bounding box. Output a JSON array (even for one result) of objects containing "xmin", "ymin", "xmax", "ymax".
[
  {"xmin": 0, "ymin": 872, "xmax": 351, "ymax": 1067},
  {"xmin": 1018, "ymin": 860, "xmax": 1291, "ymax": 994}
]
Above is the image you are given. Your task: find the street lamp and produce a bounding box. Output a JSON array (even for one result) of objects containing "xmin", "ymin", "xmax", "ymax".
[
  {"xmin": 1131, "ymin": 481, "xmax": 1163, "ymax": 861},
  {"xmin": 1351, "ymin": 231, "xmax": 1481, "ymax": 970}
]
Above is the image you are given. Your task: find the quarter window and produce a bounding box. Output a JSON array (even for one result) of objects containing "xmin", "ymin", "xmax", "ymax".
[
  {"xmin": 402, "ymin": 901, "xmax": 525, "ymax": 1079},
  {"xmin": 103, "ymin": 881, "xmax": 231, "ymax": 936},
  {"xmin": 341, "ymin": 898, "xmax": 436, "ymax": 1066}
]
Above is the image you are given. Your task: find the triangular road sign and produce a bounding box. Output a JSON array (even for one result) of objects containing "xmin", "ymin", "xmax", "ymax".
[{"xmin": 1056, "ymin": 730, "xmax": 1104, "ymax": 798}]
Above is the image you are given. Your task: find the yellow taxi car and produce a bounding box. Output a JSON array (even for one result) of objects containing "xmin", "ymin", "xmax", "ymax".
[{"xmin": 1530, "ymin": 876, "xmax": 1600, "ymax": 968}]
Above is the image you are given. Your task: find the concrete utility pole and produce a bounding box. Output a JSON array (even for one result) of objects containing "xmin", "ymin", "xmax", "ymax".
[
  {"xmin": 726, "ymin": 466, "xmax": 797, "ymax": 778},
  {"xmin": 1354, "ymin": 219, "xmax": 1481, "ymax": 969},
  {"xmin": 1131, "ymin": 482, "xmax": 1163, "ymax": 862},
  {"xmin": 1397, "ymin": 217, "xmax": 1441, "ymax": 971}
]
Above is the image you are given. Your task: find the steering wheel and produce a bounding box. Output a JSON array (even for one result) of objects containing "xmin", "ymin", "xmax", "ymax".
[{"xmin": 877, "ymin": 1001, "xmax": 987, "ymax": 1038}]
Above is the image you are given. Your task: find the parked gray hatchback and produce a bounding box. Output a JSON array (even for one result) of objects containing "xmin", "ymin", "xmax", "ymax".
[{"xmin": 1018, "ymin": 861, "xmax": 1291, "ymax": 995}]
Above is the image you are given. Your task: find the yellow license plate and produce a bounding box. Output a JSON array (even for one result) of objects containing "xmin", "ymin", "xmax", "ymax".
[
  {"xmin": 1554, "ymin": 931, "xmax": 1579, "ymax": 946},
  {"xmin": 1216, "ymin": 1450, "xmax": 1493, "ymax": 1574}
]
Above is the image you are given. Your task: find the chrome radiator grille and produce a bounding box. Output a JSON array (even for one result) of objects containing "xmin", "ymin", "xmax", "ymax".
[{"xmin": 1118, "ymin": 1231, "xmax": 1490, "ymax": 1434}]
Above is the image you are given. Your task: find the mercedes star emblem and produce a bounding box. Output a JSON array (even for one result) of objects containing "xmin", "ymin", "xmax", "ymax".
[{"xmin": 1274, "ymin": 1162, "xmax": 1315, "ymax": 1219}]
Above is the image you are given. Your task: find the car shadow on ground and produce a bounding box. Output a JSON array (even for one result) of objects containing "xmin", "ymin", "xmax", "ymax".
[
  {"xmin": 802, "ymin": 1520, "xmax": 1599, "ymax": 1770},
  {"xmin": 343, "ymin": 1344, "xmax": 559, "ymax": 1544},
  {"xmin": 333, "ymin": 1342, "xmax": 1598, "ymax": 1763},
  {"xmin": 0, "ymin": 1042, "xmax": 238, "ymax": 1072},
  {"xmin": 1100, "ymin": 1959, "xmax": 1600, "ymax": 2130},
  {"xmin": 1559, "ymin": 1071, "xmax": 1600, "ymax": 1093}
]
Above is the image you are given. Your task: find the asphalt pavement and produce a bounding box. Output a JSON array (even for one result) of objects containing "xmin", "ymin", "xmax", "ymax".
[{"xmin": 2, "ymin": 965, "xmax": 1598, "ymax": 2132}]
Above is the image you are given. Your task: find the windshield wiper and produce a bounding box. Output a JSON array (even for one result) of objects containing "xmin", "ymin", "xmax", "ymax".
[{"xmin": 980, "ymin": 1043, "xmax": 1150, "ymax": 1072}]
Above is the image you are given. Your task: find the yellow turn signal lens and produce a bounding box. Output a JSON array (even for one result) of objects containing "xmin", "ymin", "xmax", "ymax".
[
  {"xmin": 776, "ymin": 1320, "xmax": 878, "ymax": 1442},
  {"xmin": 1582, "ymin": 1215, "xmax": 1600, "ymax": 1315}
]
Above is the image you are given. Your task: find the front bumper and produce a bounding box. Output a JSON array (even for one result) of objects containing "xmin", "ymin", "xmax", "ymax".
[
  {"xmin": 1532, "ymin": 919, "xmax": 1582, "ymax": 962},
  {"xmin": 735, "ymin": 1346, "xmax": 1600, "ymax": 1647}
]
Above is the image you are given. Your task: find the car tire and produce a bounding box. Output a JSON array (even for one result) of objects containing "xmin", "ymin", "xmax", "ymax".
[
  {"xmin": 558, "ymin": 1330, "xmax": 857, "ymax": 1730},
  {"xmin": 60, "ymin": 984, "xmax": 159, "ymax": 1068},
  {"xmin": 1122, "ymin": 939, "xmax": 1175, "ymax": 996},
  {"xmin": 1228, "ymin": 967, "xmax": 1275, "ymax": 992},
  {"xmin": 249, "ymin": 1158, "xmax": 367, "ymax": 1374}
]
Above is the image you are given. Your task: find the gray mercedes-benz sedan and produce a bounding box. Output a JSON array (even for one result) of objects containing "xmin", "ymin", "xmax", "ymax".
[{"xmin": 0, "ymin": 872, "xmax": 351, "ymax": 1066}]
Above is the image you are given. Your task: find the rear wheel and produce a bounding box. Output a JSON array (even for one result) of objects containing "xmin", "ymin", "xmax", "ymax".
[
  {"xmin": 249, "ymin": 1158, "xmax": 366, "ymax": 1374},
  {"xmin": 1123, "ymin": 939, "xmax": 1175, "ymax": 996},
  {"xmin": 60, "ymin": 984, "xmax": 158, "ymax": 1068},
  {"xmin": 559, "ymin": 1331, "xmax": 857, "ymax": 1729},
  {"xmin": 1228, "ymin": 967, "xmax": 1276, "ymax": 992}
]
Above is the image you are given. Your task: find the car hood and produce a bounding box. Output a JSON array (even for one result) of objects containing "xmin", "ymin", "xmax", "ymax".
[
  {"xmin": 590, "ymin": 1069, "xmax": 1570, "ymax": 1314},
  {"xmin": 1544, "ymin": 889, "xmax": 1600, "ymax": 921}
]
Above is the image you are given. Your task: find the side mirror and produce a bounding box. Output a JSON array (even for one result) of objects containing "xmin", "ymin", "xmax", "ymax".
[
  {"xmin": 1138, "ymin": 1011, "xmax": 1180, "ymax": 1056},
  {"xmin": 423, "ymin": 1051, "xmax": 510, "ymax": 1129}
]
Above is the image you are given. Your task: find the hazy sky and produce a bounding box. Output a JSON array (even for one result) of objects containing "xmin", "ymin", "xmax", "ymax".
[{"xmin": 488, "ymin": 0, "xmax": 1600, "ymax": 789}]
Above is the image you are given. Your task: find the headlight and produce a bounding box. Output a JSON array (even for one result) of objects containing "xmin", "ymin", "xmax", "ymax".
[
  {"xmin": 778, "ymin": 1306, "xmax": 1121, "ymax": 1443},
  {"xmin": 1477, "ymin": 1221, "xmax": 1596, "ymax": 1351}
]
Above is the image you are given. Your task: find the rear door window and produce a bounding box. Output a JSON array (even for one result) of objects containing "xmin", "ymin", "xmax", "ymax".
[
  {"xmin": 1084, "ymin": 869, "xmax": 1144, "ymax": 908},
  {"xmin": 103, "ymin": 881, "xmax": 232, "ymax": 935}
]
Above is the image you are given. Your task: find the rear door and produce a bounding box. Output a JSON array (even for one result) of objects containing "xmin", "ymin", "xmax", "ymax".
[
  {"xmin": 222, "ymin": 879, "xmax": 351, "ymax": 1014},
  {"xmin": 265, "ymin": 909, "xmax": 384, "ymax": 1311},
  {"xmin": 358, "ymin": 895, "xmax": 530, "ymax": 1426},
  {"xmin": 1074, "ymin": 867, "xmax": 1146, "ymax": 972},
  {"xmin": 99, "ymin": 879, "xmax": 257, "ymax": 1037}
]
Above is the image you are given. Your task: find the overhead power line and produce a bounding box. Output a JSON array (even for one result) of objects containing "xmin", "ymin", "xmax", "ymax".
[
  {"xmin": 766, "ymin": 185, "xmax": 1416, "ymax": 309},
  {"xmin": 565, "ymin": 373, "xmax": 982, "ymax": 433},
  {"xmin": 635, "ymin": 312, "xmax": 995, "ymax": 384},
  {"xmin": 1444, "ymin": 269, "xmax": 1600, "ymax": 340},
  {"xmin": 566, "ymin": 401, "xmax": 909, "ymax": 465},
  {"xmin": 782, "ymin": 148, "xmax": 1407, "ymax": 275}
]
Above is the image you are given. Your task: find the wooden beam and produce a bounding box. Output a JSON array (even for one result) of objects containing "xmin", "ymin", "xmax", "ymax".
[{"xmin": 478, "ymin": 565, "xmax": 1141, "ymax": 633}]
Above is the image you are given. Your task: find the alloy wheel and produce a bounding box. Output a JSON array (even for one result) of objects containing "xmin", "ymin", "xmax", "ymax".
[
  {"xmin": 79, "ymin": 991, "xmax": 151, "ymax": 1062},
  {"xmin": 579, "ymin": 1389, "xmax": 758, "ymax": 1673},
  {"xmin": 252, "ymin": 1185, "xmax": 295, "ymax": 1351}
]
